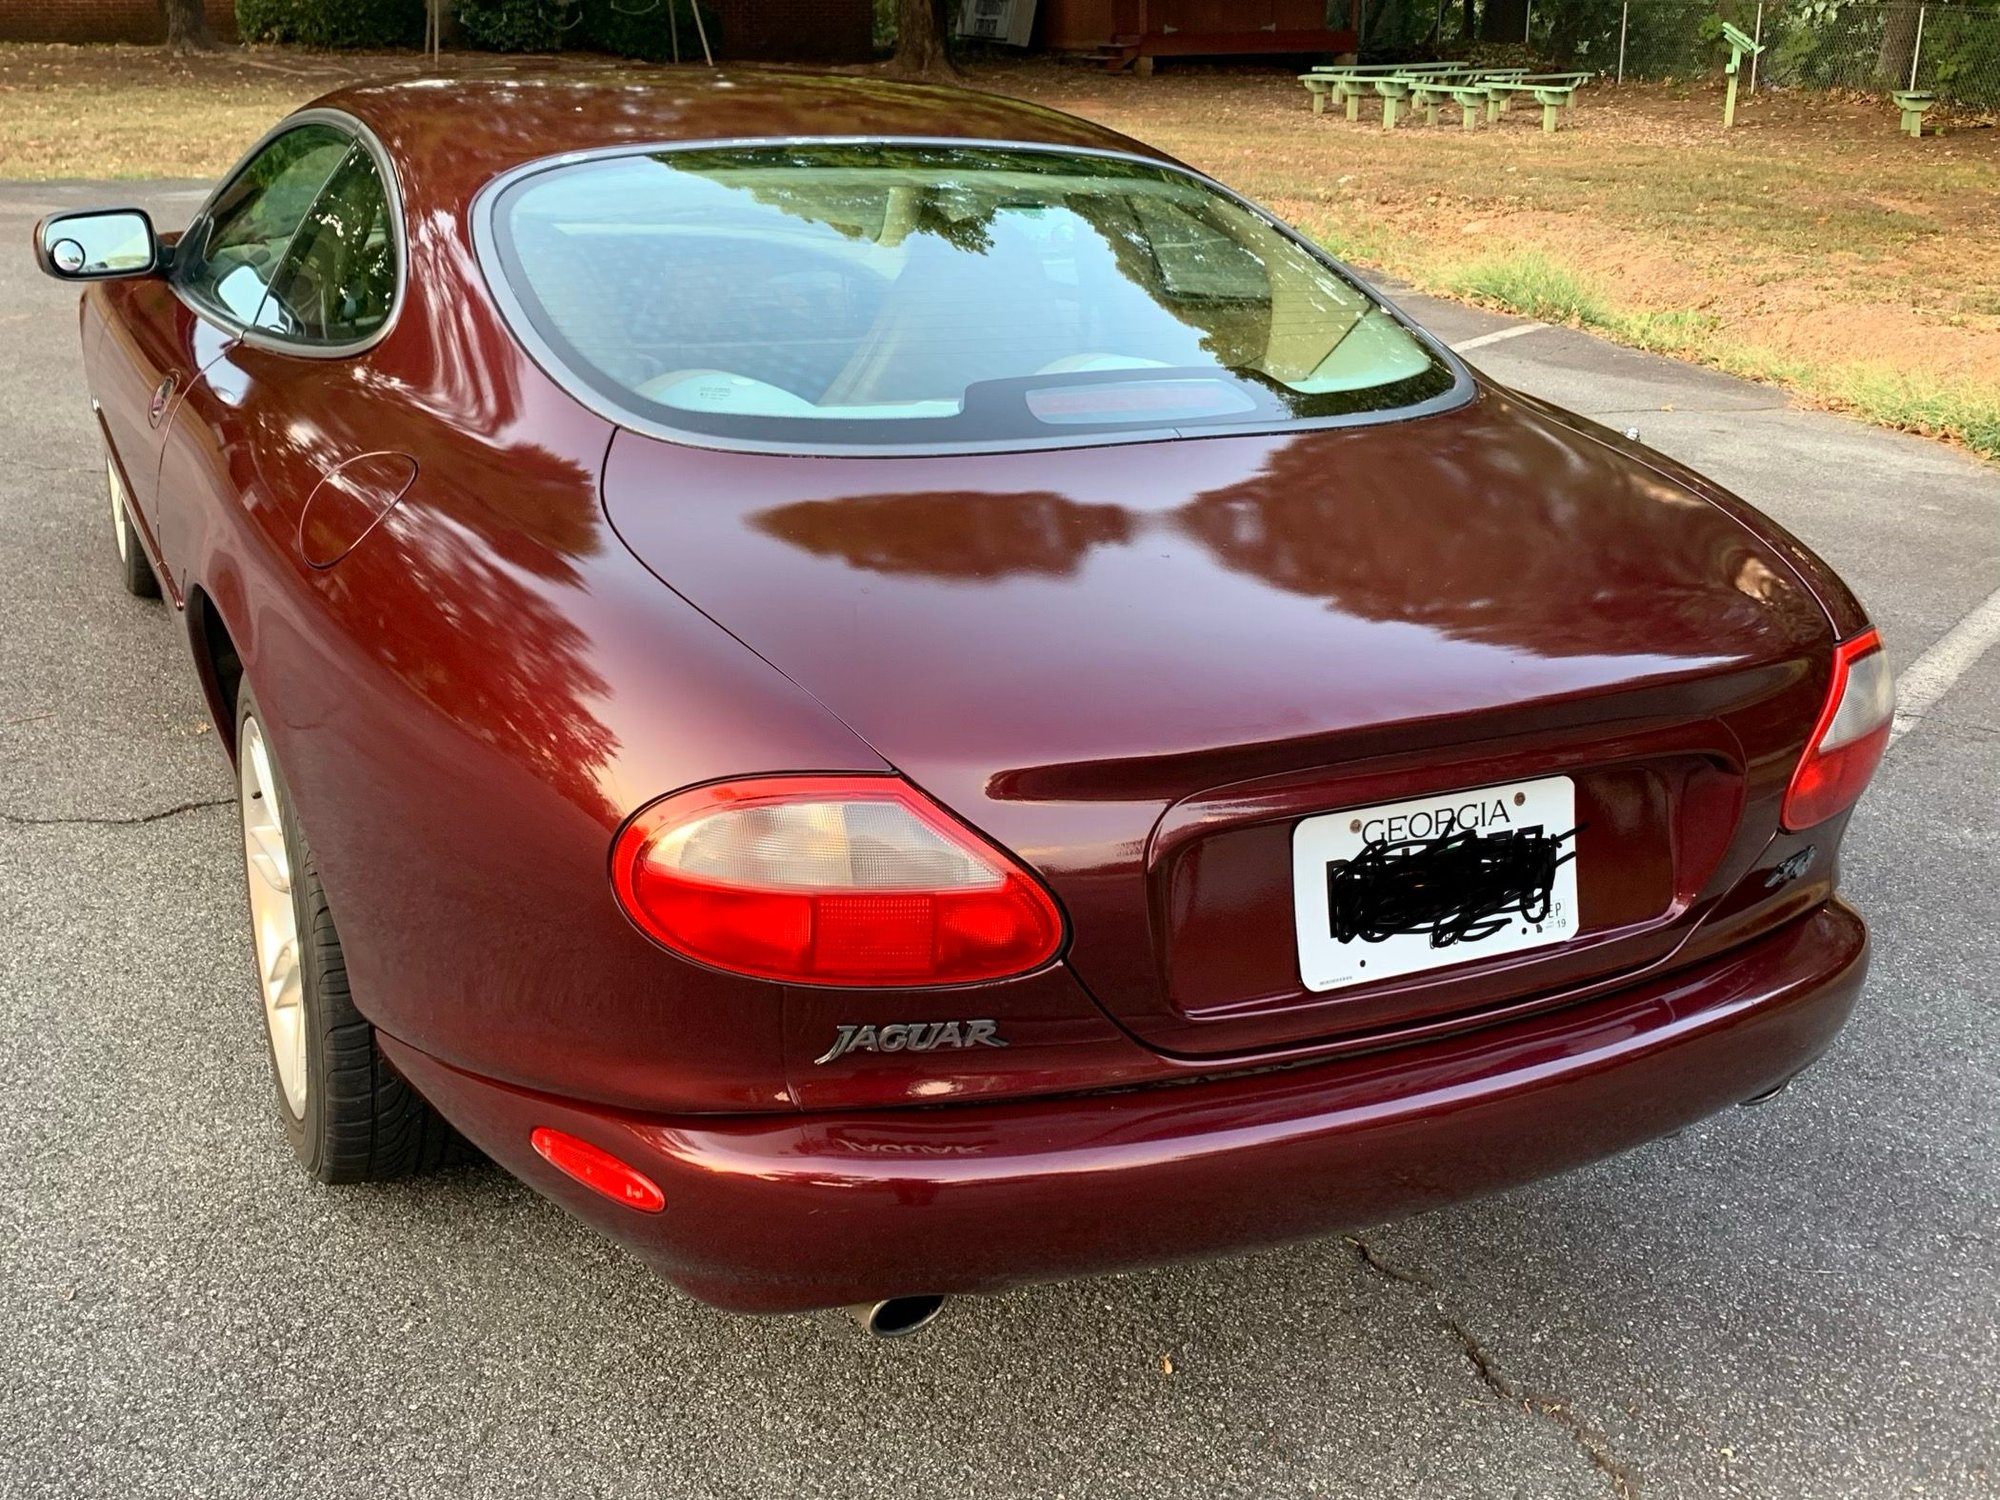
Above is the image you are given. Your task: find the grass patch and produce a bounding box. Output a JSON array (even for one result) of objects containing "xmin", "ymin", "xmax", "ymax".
[
  {"xmin": 1824, "ymin": 367, "xmax": 2000, "ymax": 460},
  {"xmin": 1441, "ymin": 252, "xmax": 1611, "ymax": 328},
  {"xmin": 1387, "ymin": 244, "xmax": 2000, "ymax": 461},
  {"xmin": 1294, "ymin": 227, "xmax": 2000, "ymax": 461},
  {"xmin": 1601, "ymin": 308, "xmax": 1726, "ymax": 356}
]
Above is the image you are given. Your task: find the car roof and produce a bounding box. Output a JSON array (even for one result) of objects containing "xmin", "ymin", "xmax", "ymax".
[{"xmin": 313, "ymin": 69, "xmax": 1167, "ymax": 213}]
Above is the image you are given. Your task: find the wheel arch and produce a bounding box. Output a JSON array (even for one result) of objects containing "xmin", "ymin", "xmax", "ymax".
[{"xmin": 185, "ymin": 581, "xmax": 247, "ymax": 761}]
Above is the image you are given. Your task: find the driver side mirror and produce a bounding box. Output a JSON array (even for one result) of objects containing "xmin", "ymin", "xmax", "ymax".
[{"xmin": 33, "ymin": 209, "xmax": 160, "ymax": 281}]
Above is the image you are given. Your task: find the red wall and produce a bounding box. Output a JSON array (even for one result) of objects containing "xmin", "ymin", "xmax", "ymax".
[
  {"xmin": 0, "ymin": 0, "xmax": 239, "ymax": 43},
  {"xmin": 712, "ymin": 0, "xmax": 874, "ymax": 61},
  {"xmin": 1043, "ymin": 0, "xmax": 1345, "ymax": 48}
]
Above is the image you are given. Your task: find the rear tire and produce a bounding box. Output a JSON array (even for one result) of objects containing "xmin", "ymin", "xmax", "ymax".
[
  {"xmin": 234, "ymin": 684, "xmax": 468, "ymax": 1182},
  {"xmin": 106, "ymin": 455, "xmax": 160, "ymax": 599}
]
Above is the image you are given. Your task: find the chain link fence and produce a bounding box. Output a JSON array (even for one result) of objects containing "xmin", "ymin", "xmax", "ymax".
[{"xmin": 1557, "ymin": 0, "xmax": 2000, "ymax": 110}]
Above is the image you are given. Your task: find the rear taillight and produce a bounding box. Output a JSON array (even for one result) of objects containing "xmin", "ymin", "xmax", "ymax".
[
  {"xmin": 1782, "ymin": 629, "xmax": 1893, "ymax": 831},
  {"xmin": 609, "ymin": 776, "xmax": 1064, "ymax": 986}
]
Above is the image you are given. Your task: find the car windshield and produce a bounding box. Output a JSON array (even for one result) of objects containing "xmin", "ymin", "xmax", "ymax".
[{"xmin": 488, "ymin": 143, "xmax": 1461, "ymax": 451}]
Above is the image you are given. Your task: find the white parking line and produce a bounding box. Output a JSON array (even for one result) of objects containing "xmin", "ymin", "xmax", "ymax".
[
  {"xmin": 1449, "ymin": 322, "xmax": 1546, "ymax": 353},
  {"xmin": 1889, "ymin": 585, "xmax": 2000, "ymax": 744}
]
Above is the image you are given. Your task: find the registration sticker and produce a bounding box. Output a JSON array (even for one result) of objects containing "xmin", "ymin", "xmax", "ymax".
[{"xmin": 1291, "ymin": 776, "xmax": 1580, "ymax": 994}]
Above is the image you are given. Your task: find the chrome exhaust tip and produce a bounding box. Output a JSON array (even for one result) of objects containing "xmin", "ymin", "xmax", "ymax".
[
  {"xmin": 1740, "ymin": 1074, "xmax": 1797, "ymax": 1106},
  {"xmin": 845, "ymin": 1295, "xmax": 947, "ymax": 1338}
]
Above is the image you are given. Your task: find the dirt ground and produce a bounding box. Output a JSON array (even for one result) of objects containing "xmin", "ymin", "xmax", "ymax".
[
  {"xmin": 988, "ymin": 60, "xmax": 2000, "ymax": 389},
  {"xmin": 2, "ymin": 43, "xmax": 1995, "ymax": 443}
]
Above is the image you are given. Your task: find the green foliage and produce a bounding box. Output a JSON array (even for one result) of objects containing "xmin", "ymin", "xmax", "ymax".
[
  {"xmin": 1360, "ymin": 0, "xmax": 1447, "ymax": 55},
  {"xmin": 234, "ymin": 0, "xmax": 424, "ymax": 47},
  {"xmin": 1530, "ymin": 0, "xmax": 1624, "ymax": 63},
  {"xmin": 450, "ymin": 0, "xmax": 720, "ymax": 56},
  {"xmin": 576, "ymin": 0, "xmax": 722, "ymax": 62},
  {"xmin": 1919, "ymin": 6, "xmax": 2000, "ymax": 108},
  {"xmin": 452, "ymin": 0, "xmax": 574, "ymax": 51}
]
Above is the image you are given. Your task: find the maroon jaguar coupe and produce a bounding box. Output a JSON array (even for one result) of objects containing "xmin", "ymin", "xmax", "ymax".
[{"xmin": 38, "ymin": 71, "xmax": 1890, "ymax": 1336}]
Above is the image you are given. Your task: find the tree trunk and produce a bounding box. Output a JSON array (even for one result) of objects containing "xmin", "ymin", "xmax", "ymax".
[
  {"xmin": 1480, "ymin": 0, "xmax": 1527, "ymax": 43},
  {"xmin": 1462, "ymin": 0, "xmax": 1477, "ymax": 42},
  {"xmin": 1876, "ymin": 0, "xmax": 1920, "ymax": 87},
  {"xmin": 889, "ymin": 0, "xmax": 960, "ymax": 79},
  {"xmin": 161, "ymin": 0, "xmax": 217, "ymax": 51}
]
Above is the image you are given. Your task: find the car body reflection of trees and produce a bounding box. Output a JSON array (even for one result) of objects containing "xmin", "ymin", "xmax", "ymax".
[
  {"xmin": 751, "ymin": 411, "xmax": 1823, "ymax": 660},
  {"xmin": 754, "ymin": 490, "xmax": 1132, "ymax": 580}
]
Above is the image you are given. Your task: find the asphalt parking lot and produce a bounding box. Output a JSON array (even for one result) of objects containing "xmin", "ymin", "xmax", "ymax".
[{"xmin": 1, "ymin": 179, "xmax": 1995, "ymax": 1500}]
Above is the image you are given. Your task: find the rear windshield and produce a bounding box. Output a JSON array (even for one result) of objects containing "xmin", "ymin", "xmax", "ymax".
[{"xmin": 486, "ymin": 143, "xmax": 1462, "ymax": 452}]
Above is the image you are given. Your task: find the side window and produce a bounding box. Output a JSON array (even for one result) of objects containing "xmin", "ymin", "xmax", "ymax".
[
  {"xmin": 175, "ymin": 123, "xmax": 351, "ymax": 327},
  {"xmin": 260, "ymin": 146, "xmax": 399, "ymax": 347}
]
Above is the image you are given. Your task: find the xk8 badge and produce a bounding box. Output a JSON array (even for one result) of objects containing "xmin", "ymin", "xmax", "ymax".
[{"xmin": 814, "ymin": 1020, "xmax": 1006, "ymax": 1065}]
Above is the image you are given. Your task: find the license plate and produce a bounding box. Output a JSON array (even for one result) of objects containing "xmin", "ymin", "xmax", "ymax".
[{"xmin": 1291, "ymin": 775, "xmax": 1580, "ymax": 994}]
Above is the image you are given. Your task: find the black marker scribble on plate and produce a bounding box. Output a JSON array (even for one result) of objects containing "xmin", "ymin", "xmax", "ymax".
[{"xmin": 1326, "ymin": 825, "xmax": 1580, "ymax": 950}]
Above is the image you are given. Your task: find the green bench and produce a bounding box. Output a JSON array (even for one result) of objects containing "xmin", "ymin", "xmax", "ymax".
[
  {"xmin": 1301, "ymin": 63, "xmax": 1465, "ymax": 121},
  {"xmin": 1891, "ymin": 89, "xmax": 1935, "ymax": 137},
  {"xmin": 1303, "ymin": 65, "xmax": 1535, "ymax": 128},
  {"xmin": 1377, "ymin": 68, "xmax": 1526, "ymax": 129},
  {"xmin": 1475, "ymin": 71, "xmax": 1594, "ymax": 132},
  {"xmin": 1412, "ymin": 69, "xmax": 1528, "ymax": 128}
]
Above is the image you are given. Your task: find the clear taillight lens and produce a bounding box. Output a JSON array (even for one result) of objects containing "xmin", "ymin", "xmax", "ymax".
[
  {"xmin": 1781, "ymin": 629, "xmax": 1894, "ymax": 831},
  {"xmin": 610, "ymin": 776, "xmax": 1065, "ymax": 986}
]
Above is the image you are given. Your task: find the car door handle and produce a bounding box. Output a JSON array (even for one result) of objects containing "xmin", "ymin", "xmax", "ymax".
[{"xmin": 148, "ymin": 373, "xmax": 178, "ymax": 428}]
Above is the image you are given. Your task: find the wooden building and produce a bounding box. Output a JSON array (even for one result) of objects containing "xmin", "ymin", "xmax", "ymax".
[{"xmin": 1039, "ymin": 0, "xmax": 1360, "ymax": 71}]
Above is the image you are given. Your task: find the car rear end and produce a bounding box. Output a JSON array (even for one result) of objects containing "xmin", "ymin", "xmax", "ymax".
[{"xmin": 380, "ymin": 128, "xmax": 1891, "ymax": 1315}]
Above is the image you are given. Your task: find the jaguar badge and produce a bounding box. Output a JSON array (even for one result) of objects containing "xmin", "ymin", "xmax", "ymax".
[{"xmin": 814, "ymin": 1019, "xmax": 1007, "ymax": 1066}]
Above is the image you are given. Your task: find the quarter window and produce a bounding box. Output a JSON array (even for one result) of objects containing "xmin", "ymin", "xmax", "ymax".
[
  {"xmin": 260, "ymin": 146, "xmax": 399, "ymax": 346},
  {"xmin": 174, "ymin": 123, "xmax": 352, "ymax": 328}
]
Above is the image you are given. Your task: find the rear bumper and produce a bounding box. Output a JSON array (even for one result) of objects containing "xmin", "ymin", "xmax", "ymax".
[{"xmin": 381, "ymin": 900, "xmax": 1867, "ymax": 1314}]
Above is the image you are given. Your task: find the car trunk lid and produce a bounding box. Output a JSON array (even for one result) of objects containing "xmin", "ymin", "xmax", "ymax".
[{"xmin": 600, "ymin": 388, "xmax": 1833, "ymax": 1057}]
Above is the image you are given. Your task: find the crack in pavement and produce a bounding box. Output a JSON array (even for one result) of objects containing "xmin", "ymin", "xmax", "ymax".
[
  {"xmin": 0, "ymin": 796, "xmax": 231, "ymax": 828},
  {"xmin": 1347, "ymin": 1236, "xmax": 1640, "ymax": 1500}
]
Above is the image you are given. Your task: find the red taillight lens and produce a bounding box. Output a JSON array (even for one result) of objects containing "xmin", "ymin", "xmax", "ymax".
[
  {"xmin": 1782, "ymin": 629, "xmax": 1894, "ymax": 831},
  {"xmin": 529, "ymin": 1128, "xmax": 665, "ymax": 1213},
  {"xmin": 610, "ymin": 776, "xmax": 1065, "ymax": 986}
]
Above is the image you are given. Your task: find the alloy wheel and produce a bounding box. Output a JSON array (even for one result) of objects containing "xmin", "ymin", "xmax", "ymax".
[
  {"xmin": 239, "ymin": 716, "xmax": 308, "ymax": 1119},
  {"xmin": 107, "ymin": 458, "xmax": 129, "ymax": 564}
]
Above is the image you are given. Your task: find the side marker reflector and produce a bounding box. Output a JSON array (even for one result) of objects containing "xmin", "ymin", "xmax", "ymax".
[{"xmin": 530, "ymin": 1127, "xmax": 665, "ymax": 1214}]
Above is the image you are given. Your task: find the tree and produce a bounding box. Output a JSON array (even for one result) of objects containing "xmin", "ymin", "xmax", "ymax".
[
  {"xmin": 890, "ymin": 0, "xmax": 960, "ymax": 79},
  {"xmin": 161, "ymin": 0, "xmax": 217, "ymax": 50},
  {"xmin": 1481, "ymin": 0, "xmax": 1528, "ymax": 43},
  {"xmin": 1877, "ymin": 2, "xmax": 1922, "ymax": 88}
]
